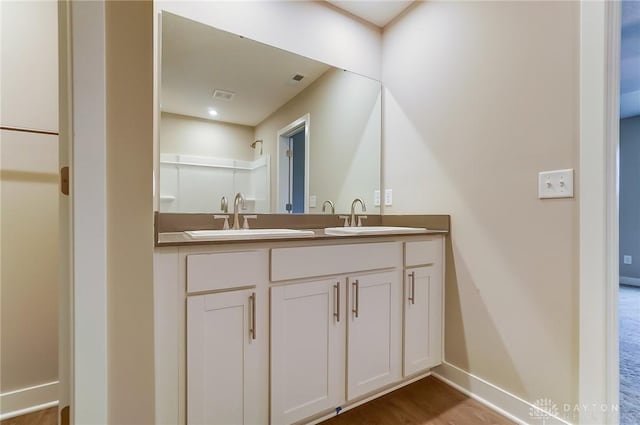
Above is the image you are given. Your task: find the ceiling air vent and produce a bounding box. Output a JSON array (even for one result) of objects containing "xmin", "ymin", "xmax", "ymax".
[
  {"xmin": 212, "ymin": 89, "xmax": 235, "ymax": 101},
  {"xmin": 291, "ymin": 73, "xmax": 305, "ymax": 82}
]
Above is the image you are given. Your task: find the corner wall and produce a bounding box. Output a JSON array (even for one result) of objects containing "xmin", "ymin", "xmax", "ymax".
[
  {"xmin": 106, "ymin": 1, "xmax": 155, "ymax": 423},
  {"xmin": 382, "ymin": 0, "xmax": 579, "ymax": 415}
]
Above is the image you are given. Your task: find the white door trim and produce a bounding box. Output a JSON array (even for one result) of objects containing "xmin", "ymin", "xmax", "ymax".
[
  {"xmin": 578, "ymin": 2, "xmax": 620, "ymax": 424},
  {"xmin": 276, "ymin": 114, "xmax": 310, "ymax": 213},
  {"xmin": 67, "ymin": 1, "xmax": 109, "ymax": 422}
]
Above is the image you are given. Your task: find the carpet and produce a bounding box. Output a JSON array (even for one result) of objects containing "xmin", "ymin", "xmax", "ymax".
[{"xmin": 620, "ymin": 284, "xmax": 640, "ymax": 425}]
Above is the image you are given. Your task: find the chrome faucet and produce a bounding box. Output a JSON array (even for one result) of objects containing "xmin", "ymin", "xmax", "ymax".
[
  {"xmin": 232, "ymin": 193, "xmax": 245, "ymax": 230},
  {"xmin": 220, "ymin": 196, "xmax": 229, "ymax": 213},
  {"xmin": 350, "ymin": 198, "xmax": 366, "ymax": 227},
  {"xmin": 322, "ymin": 200, "xmax": 335, "ymax": 215}
]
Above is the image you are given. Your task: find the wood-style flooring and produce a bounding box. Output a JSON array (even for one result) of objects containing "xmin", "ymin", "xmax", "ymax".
[
  {"xmin": 0, "ymin": 407, "xmax": 57, "ymax": 425},
  {"xmin": 321, "ymin": 376, "xmax": 515, "ymax": 425},
  {"xmin": 1, "ymin": 377, "xmax": 513, "ymax": 425}
]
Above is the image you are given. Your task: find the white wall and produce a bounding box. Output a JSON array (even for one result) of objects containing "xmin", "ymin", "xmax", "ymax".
[
  {"xmin": 0, "ymin": 0, "xmax": 59, "ymax": 417},
  {"xmin": 383, "ymin": 0, "xmax": 579, "ymax": 413}
]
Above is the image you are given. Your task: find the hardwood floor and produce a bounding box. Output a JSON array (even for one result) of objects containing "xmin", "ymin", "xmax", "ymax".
[
  {"xmin": 0, "ymin": 408, "xmax": 57, "ymax": 425},
  {"xmin": 1, "ymin": 377, "xmax": 512, "ymax": 425},
  {"xmin": 321, "ymin": 376, "xmax": 515, "ymax": 425}
]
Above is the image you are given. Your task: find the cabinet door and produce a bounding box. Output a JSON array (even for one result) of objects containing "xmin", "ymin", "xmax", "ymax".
[
  {"xmin": 347, "ymin": 270, "xmax": 402, "ymax": 400},
  {"xmin": 187, "ymin": 289, "xmax": 264, "ymax": 425},
  {"xmin": 1, "ymin": 0, "xmax": 59, "ymax": 131},
  {"xmin": 404, "ymin": 265, "xmax": 443, "ymax": 376},
  {"xmin": 271, "ymin": 279, "xmax": 346, "ymax": 425}
]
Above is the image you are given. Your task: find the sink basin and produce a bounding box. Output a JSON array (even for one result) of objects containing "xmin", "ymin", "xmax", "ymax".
[
  {"xmin": 324, "ymin": 226, "xmax": 429, "ymax": 236},
  {"xmin": 185, "ymin": 228, "xmax": 315, "ymax": 241}
]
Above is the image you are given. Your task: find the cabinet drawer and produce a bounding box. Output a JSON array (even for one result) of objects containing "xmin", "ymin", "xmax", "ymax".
[
  {"xmin": 187, "ymin": 250, "xmax": 266, "ymax": 293},
  {"xmin": 405, "ymin": 238, "xmax": 442, "ymax": 267},
  {"xmin": 271, "ymin": 242, "xmax": 401, "ymax": 282}
]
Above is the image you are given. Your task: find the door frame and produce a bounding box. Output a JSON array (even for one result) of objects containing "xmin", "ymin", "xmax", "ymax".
[
  {"xmin": 578, "ymin": 1, "xmax": 620, "ymax": 424},
  {"xmin": 276, "ymin": 114, "xmax": 310, "ymax": 213},
  {"xmin": 59, "ymin": 0, "xmax": 109, "ymax": 422}
]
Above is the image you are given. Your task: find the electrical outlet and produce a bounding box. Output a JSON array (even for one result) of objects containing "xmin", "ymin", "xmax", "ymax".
[
  {"xmin": 309, "ymin": 195, "xmax": 316, "ymax": 208},
  {"xmin": 384, "ymin": 189, "xmax": 392, "ymax": 206},
  {"xmin": 374, "ymin": 190, "xmax": 381, "ymax": 207},
  {"xmin": 624, "ymin": 255, "xmax": 632, "ymax": 265}
]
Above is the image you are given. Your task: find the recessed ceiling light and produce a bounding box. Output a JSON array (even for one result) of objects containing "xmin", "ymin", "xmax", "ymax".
[{"xmin": 208, "ymin": 109, "xmax": 218, "ymax": 116}]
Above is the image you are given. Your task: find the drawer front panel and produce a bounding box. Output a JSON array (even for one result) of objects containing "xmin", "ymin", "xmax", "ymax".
[
  {"xmin": 271, "ymin": 242, "xmax": 401, "ymax": 282},
  {"xmin": 405, "ymin": 238, "xmax": 443, "ymax": 267},
  {"xmin": 187, "ymin": 250, "xmax": 266, "ymax": 293}
]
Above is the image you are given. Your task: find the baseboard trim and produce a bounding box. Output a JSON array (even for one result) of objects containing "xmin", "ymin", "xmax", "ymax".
[
  {"xmin": 620, "ymin": 276, "xmax": 640, "ymax": 287},
  {"xmin": 433, "ymin": 362, "xmax": 572, "ymax": 425},
  {"xmin": 0, "ymin": 381, "xmax": 59, "ymax": 420}
]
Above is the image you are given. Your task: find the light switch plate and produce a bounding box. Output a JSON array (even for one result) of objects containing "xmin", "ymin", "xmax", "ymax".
[
  {"xmin": 309, "ymin": 195, "xmax": 316, "ymax": 208},
  {"xmin": 624, "ymin": 255, "xmax": 632, "ymax": 265},
  {"xmin": 374, "ymin": 190, "xmax": 381, "ymax": 207},
  {"xmin": 538, "ymin": 169, "xmax": 574, "ymax": 199},
  {"xmin": 384, "ymin": 189, "xmax": 393, "ymax": 206}
]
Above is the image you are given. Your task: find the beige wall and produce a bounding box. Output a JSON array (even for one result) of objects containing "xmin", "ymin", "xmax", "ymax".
[
  {"xmin": 0, "ymin": 0, "xmax": 59, "ymax": 407},
  {"xmin": 156, "ymin": 1, "xmax": 382, "ymax": 81},
  {"xmin": 160, "ymin": 112, "xmax": 255, "ymax": 160},
  {"xmin": 382, "ymin": 1, "xmax": 579, "ymax": 406},
  {"xmin": 106, "ymin": 1, "xmax": 155, "ymax": 423},
  {"xmin": 255, "ymin": 68, "xmax": 381, "ymax": 214}
]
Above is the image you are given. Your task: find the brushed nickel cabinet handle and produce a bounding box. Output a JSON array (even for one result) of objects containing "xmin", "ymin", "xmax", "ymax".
[
  {"xmin": 352, "ymin": 279, "xmax": 359, "ymax": 318},
  {"xmin": 249, "ymin": 292, "xmax": 256, "ymax": 340},
  {"xmin": 334, "ymin": 283, "xmax": 340, "ymax": 322},
  {"xmin": 409, "ymin": 272, "xmax": 416, "ymax": 305}
]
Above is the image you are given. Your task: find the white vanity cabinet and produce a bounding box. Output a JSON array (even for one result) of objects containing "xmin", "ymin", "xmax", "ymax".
[
  {"xmin": 269, "ymin": 242, "xmax": 403, "ymax": 423},
  {"xmin": 185, "ymin": 250, "xmax": 269, "ymax": 425},
  {"xmin": 153, "ymin": 234, "xmax": 445, "ymax": 425},
  {"xmin": 187, "ymin": 289, "xmax": 262, "ymax": 425},
  {"xmin": 403, "ymin": 239, "xmax": 444, "ymax": 376},
  {"xmin": 346, "ymin": 270, "xmax": 402, "ymax": 399},
  {"xmin": 270, "ymin": 279, "xmax": 346, "ymax": 424}
]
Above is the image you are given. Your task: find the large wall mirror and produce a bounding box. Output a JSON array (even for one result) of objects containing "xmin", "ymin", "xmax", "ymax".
[{"xmin": 158, "ymin": 12, "xmax": 381, "ymax": 215}]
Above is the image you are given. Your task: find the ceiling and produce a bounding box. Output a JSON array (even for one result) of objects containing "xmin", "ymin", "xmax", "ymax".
[
  {"xmin": 161, "ymin": 12, "xmax": 330, "ymax": 126},
  {"xmin": 621, "ymin": 0, "xmax": 640, "ymax": 118},
  {"xmin": 326, "ymin": 0, "xmax": 414, "ymax": 27},
  {"xmin": 163, "ymin": 2, "xmax": 639, "ymax": 122}
]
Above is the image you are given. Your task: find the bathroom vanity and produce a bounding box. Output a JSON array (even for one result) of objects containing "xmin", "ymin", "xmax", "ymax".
[
  {"xmin": 152, "ymin": 6, "xmax": 447, "ymax": 424},
  {"xmin": 154, "ymin": 225, "xmax": 446, "ymax": 425}
]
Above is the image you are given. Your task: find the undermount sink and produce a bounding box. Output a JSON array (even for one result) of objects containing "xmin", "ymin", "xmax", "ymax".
[
  {"xmin": 323, "ymin": 226, "xmax": 429, "ymax": 236},
  {"xmin": 185, "ymin": 228, "xmax": 315, "ymax": 241}
]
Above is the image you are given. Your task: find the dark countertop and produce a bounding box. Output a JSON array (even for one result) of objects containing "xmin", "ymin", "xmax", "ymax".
[
  {"xmin": 155, "ymin": 213, "xmax": 450, "ymax": 247},
  {"xmin": 157, "ymin": 227, "xmax": 448, "ymax": 247}
]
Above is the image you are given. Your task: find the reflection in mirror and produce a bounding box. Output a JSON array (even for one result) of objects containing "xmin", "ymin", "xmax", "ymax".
[{"xmin": 159, "ymin": 12, "xmax": 381, "ymax": 215}]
